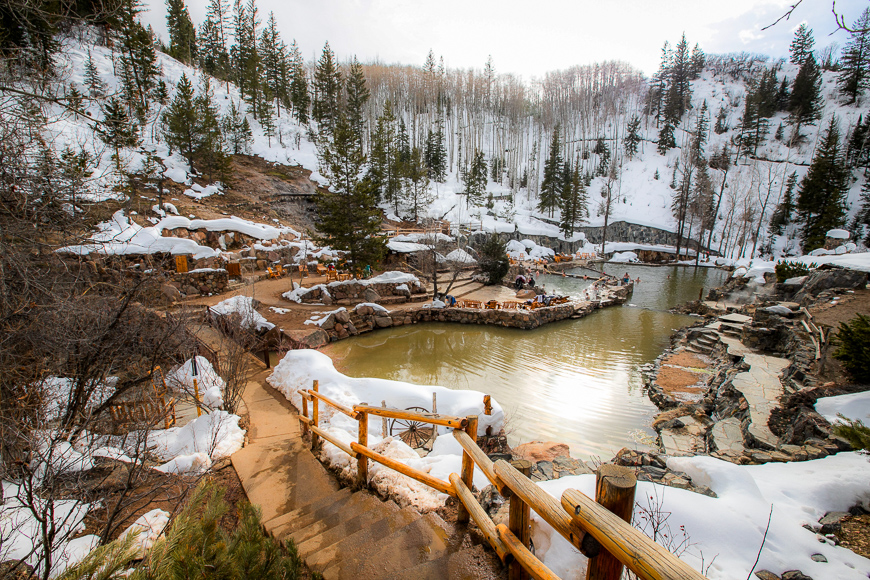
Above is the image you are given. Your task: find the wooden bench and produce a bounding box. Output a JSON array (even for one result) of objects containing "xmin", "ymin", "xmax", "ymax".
[
  {"xmin": 485, "ymin": 300, "xmax": 500, "ymax": 310},
  {"xmin": 502, "ymin": 301, "xmax": 522, "ymax": 310},
  {"xmin": 459, "ymin": 300, "xmax": 482, "ymax": 309}
]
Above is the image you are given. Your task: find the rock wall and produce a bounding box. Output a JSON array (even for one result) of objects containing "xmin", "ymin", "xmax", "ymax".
[
  {"xmin": 172, "ymin": 268, "xmax": 229, "ymax": 296},
  {"xmin": 292, "ymin": 279, "xmax": 426, "ymax": 305}
]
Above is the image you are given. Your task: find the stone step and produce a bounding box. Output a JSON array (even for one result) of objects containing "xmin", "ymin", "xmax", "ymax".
[
  {"xmin": 294, "ymin": 494, "xmax": 401, "ymax": 560},
  {"xmin": 267, "ymin": 487, "xmax": 354, "ymax": 538},
  {"xmin": 306, "ymin": 506, "xmax": 422, "ymax": 574},
  {"xmin": 694, "ymin": 335, "xmax": 717, "ymax": 345},
  {"xmin": 321, "ymin": 511, "xmax": 450, "ymax": 580},
  {"xmin": 686, "ymin": 345, "xmax": 712, "ymax": 354},
  {"xmin": 383, "ymin": 544, "xmax": 505, "ymax": 580},
  {"xmin": 289, "ymin": 491, "xmax": 386, "ymax": 546}
]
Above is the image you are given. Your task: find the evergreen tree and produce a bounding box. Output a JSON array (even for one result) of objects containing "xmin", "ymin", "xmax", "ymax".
[
  {"xmin": 222, "ymin": 100, "xmax": 253, "ymax": 154},
  {"xmin": 401, "ymin": 146, "xmax": 432, "ymax": 222},
  {"xmin": 84, "ymin": 50, "xmax": 106, "ymax": 97},
  {"xmin": 538, "ymin": 125, "xmax": 563, "ymax": 216},
  {"xmin": 259, "ymin": 12, "xmax": 288, "ymax": 117},
  {"xmin": 775, "ymin": 77, "xmax": 791, "ymax": 111},
  {"xmin": 115, "ymin": 0, "xmax": 159, "ymax": 117},
  {"xmin": 797, "ymin": 116, "xmax": 849, "ymax": 252},
  {"xmin": 737, "ymin": 91, "xmax": 769, "ymax": 157},
  {"xmin": 199, "ymin": 0, "xmax": 230, "ymax": 79},
  {"xmin": 788, "ymin": 54, "xmax": 823, "ymax": 143},
  {"xmin": 424, "ymin": 119, "xmax": 447, "ymax": 182},
  {"xmin": 769, "ymin": 171, "xmax": 798, "ymax": 235},
  {"xmin": 838, "ymin": 8, "xmax": 870, "ymax": 103},
  {"xmin": 851, "ymin": 175, "xmax": 870, "ymax": 243},
  {"xmin": 663, "ymin": 34, "xmax": 692, "ymax": 123},
  {"xmin": 162, "ymin": 73, "xmax": 200, "ymax": 169},
  {"xmin": 657, "ymin": 119, "xmax": 676, "ymax": 154},
  {"xmin": 790, "ymin": 24, "xmax": 816, "ymax": 67},
  {"xmin": 98, "ymin": 96, "xmax": 140, "ymax": 172},
  {"xmin": 690, "ymin": 43, "xmax": 706, "ymax": 79},
  {"xmin": 624, "ymin": 116, "xmax": 641, "ymax": 159},
  {"xmin": 165, "ymin": 0, "xmax": 197, "ymax": 64},
  {"xmin": 692, "ymin": 101, "xmax": 709, "ymax": 159},
  {"xmin": 559, "ymin": 160, "xmax": 588, "ymax": 238},
  {"xmin": 714, "ymin": 105, "xmax": 728, "ymax": 134},
  {"xmin": 847, "ymin": 114, "xmax": 870, "ymax": 167},
  {"xmin": 646, "ymin": 41, "xmax": 671, "ymax": 125},
  {"xmin": 312, "ymin": 42, "xmax": 342, "ymax": 134},
  {"xmin": 230, "ymin": 0, "xmax": 262, "ymax": 114},
  {"xmin": 288, "ymin": 40, "xmax": 309, "ymax": 123},
  {"xmin": 195, "ymin": 77, "xmax": 229, "ymax": 181},
  {"xmin": 594, "ymin": 137, "xmax": 611, "ymax": 176},
  {"xmin": 315, "ymin": 114, "xmax": 385, "ymax": 270},
  {"xmin": 368, "ymin": 101, "xmax": 400, "ymax": 209},
  {"xmin": 345, "ymin": 57, "xmax": 370, "ymax": 148},
  {"xmin": 463, "ymin": 150, "xmax": 487, "ymax": 207}
]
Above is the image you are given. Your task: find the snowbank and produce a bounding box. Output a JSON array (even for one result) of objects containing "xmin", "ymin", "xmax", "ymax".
[
  {"xmin": 445, "ymin": 248, "xmax": 477, "ymax": 264},
  {"xmin": 167, "ymin": 356, "xmax": 225, "ymax": 409},
  {"xmin": 120, "ymin": 508, "xmax": 170, "ymax": 559},
  {"xmin": 815, "ymin": 390, "xmax": 870, "ymax": 424},
  {"xmin": 148, "ymin": 410, "xmax": 245, "ymax": 464},
  {"xmin": 609, "ymin": 251, "xmax": 639, "ymax": 263},
  {"xmin": 530, "ymin": 454, "xmax": 870, "ymax": 579},
  {"xmin": 209, "ymin": 295, "xmax": 275, "ymax": 332},
  {"xmin": 266, "ymin": 349, "xmax": 503, "ymax": 511}
]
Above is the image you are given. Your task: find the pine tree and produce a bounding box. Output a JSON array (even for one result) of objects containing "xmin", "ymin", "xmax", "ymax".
[
  {"xmin": 790, "ymin": 24, "xmax": 816, "ymax": 67},
  {"xmin": 690, "ymin": 43, "xmax": 705, "ymax": 79},
  {"xmin": 788, "ymin": 54, "xmax": 823, "ymax": 143},
  {"xmin": 559, "ymin": 160, "xmax": 588, "ymax": 238},
  {"xmin": 737, "ymin": 91, "xmax": 769, "ymax": 157},
  {"xmin": 195, "ymin": 77, "xmax": 229, "ymax": 181},
  {"xmin": 345, "ymin": 57, "xmax": 370, "ymax": 149},
  {"xmin": 288, "ymin": 40, "xmax": 309, "ymax": 123},
  {"xmin": 714, "ymin": 106, "xmax": 728, "ymax": 134},
  {"xmin": 84, "ymin": 50, "xmax": 106, "ymax": 97},
  {"xmin": 463, "ymin": 150, "xmax": 488, "ymax": 207},
  {"xmin": 199, "ymin": 0, "xmax": 230, "ymax": 79},
  {"xmin": 657, "ymin": 119, "xmax": 676, "ymax": 154},
  {"xmin": 538, "ymin": 126, "xmax": 563, "ymax": 216},
  {"xmin": 259, "ymin": 12, "xmax": 287, "ymax": 117},
  {"xmin": 646, "ymin": 41, "xmax": 671, "ymax": 125},
  {"xmin": 847, "ymin": 114, "xmax": 870, "ymax": 167},
  {"xmin": 98, "ymin": 96, "xmax": 139, "ymax": 172},
  {"xmin": 259, "ymin": 96, "xmax": 276, "ymax": 145},
  {"xmin": 165, "ymin": 0, "xmax": 197, "ymax": 64},
  {"xmin": 222, "ymin": 100, "xmax": 253, "ymax": 154},
  {"xmin": 162, "ymin": 73, "xmax": 200, "ymax": 169},
  {"xmin": 851, "ymin": 175, "xmax": 870, "ymax": 243},
  {"xmin": 797, "ymin": 116, "xmax": 849, "ymax": 252},
  {"xmin": 692, "ymin": 101, "xmax": 709, "ymax": 159},
  {"xmin": 624, "ymin": 115, "xmax": 641, "ymax": 159},
  {"xmin": 401, "ymin": 146, "xmax": 432, "ymax": 222},
  {"xmin": 838, "ymin": 8, "xmax": 870, "ymax": 104},
  {"xmin": 115, "ymin": 0, "xmax": 159, "ymax": 116},
  {"xmin": 769, "ymin": 171, "xmax": 798, "ymax": 235},
  {"xmin": 312, "ymin": 42, "xmax": 342, "ymax": 134},
  {"xmin": 315, "ymin": 114, "xmax": 385, "ymax": 270},
  {"xmin": 663, "ymin": 34, "xmax": 692, "ymax": 123},
  {"xmin": 230, "ymin": 0, "xmax": 262, "ymax": 114},
  {"xmin": 424, "ymin": 119, "xmax": 447, "ymax": 182},
  {"xmin": 368, "ymin": 101, "xmax": 401, "ymax": 209},
  {"xmin": 594, "ymin": 137, "xmax": 610, "ymax": 176}
]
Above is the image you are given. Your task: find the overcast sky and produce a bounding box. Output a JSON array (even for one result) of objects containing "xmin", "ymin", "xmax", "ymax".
[{"xmin": 139, "ymin": 0, "xmax": 869, "ymax": 79}]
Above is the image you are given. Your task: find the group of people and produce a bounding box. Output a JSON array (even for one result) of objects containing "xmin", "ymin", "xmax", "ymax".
[{"xmin": 514, "ymin": 273, "xmax": 538, "ymax": 290}]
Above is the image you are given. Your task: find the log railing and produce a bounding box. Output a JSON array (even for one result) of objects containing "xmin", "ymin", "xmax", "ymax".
[{"xmin": 296, "ymin": 381, "xmax": 708, "ymax": 580}]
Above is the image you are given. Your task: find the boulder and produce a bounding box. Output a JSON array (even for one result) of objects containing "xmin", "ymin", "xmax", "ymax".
[
  {"xmin": 284, "ymin": 328, "xmax": 330, "ymax": 349},
  {"xmin": 794, "ymin": 268, "xmax": 867, "ymax": 302},
  {"xmin": 334, "ymin": 309, "xmax": 350, "ymax": 324},
  {"xmin": 364, "ymin": 287, "xmax": 382, "ymax": 303},
  {"xmin": 161, "ymin": 284, "xmax": 183, "ymax": 303},
  {"xmin": 513, "ymin": 441, "xmax": 570, "ymax": 463}
]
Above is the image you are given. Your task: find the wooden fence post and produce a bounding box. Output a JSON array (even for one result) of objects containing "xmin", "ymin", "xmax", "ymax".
[
  {"xmin": 508, "ymin": 459, "xmax": 532, "ymax": 580},
  {"xmin": 192, "ymin": 378, "xmax": 202, "ymax": 417},
  {"xmin": 381, "ymin": 400, "xmax": 389, "ymax": 438},
  {"xmin": 301, "ymin": 393, "xmax": 309, "ymax": 437},
  {"xmin": 357, "ymin": 406, "xmax": 368, "ymax": 489},
  {"xmin": 311, "ymin": 380, "xmax": 320, "ymax": 451},
  {"xmin": 457, "ymin": 415, "xmax": 478, "ymax": 523},
  {"xmin": 586, "ymin": 464, "xmax": 637, "ymax": 580}
]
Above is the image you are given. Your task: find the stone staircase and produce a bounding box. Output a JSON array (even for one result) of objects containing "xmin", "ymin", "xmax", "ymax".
[
  {"xmin": 232, "ymin": 373, "xmax": 504, "ymax": 580},
  {"xmin": 685, "ymin": 329, "xmax": 720, "ymax": 355}
]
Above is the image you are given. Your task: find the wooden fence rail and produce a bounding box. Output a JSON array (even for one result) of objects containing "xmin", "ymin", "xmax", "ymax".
[{"xmin": 296, "ymin": 381, "xmax": 709, "ymax": 580}]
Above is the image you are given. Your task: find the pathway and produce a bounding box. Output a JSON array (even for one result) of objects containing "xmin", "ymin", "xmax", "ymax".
[{"xmin": 231, "ymin": 368, "xmax": 505, "ymax": 580}]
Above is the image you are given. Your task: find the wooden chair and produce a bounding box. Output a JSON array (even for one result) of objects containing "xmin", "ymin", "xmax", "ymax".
[
  {"xmin": 485, "ymin": 300, "xmax": 500, "ymax": 310},
  {"xmin": 275, "ymin": 264, "xmax": 286, "ymax": 277},
  {"xmin": 326, "ymin": 270, "xmax": 338, "ymax": 282},
  {"xmin": 502, "ymin": 301, "xmax": 521, "ymax": 310},
  {"xmin": 464, "ymin": 299, "xmax": 482, "ymax": 309},
  {"xmin": 298, "ymin": 264, "xmax": 308, "ymax": 277},
  {"xmin": 267, "ymin": 267, "xmax": 279, "ymax": 279},
  {"xmin": 316, "ymin": 264, "xmax": 327, "ymax": 275}
]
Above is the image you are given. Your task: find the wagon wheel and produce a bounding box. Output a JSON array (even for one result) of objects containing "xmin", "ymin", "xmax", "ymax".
[{"xmin": 389, "ymin": 406, "xmax": 434, "ymax": 449}]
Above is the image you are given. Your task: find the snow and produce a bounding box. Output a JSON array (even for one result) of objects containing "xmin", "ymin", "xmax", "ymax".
[
  {"xmin": 120, "ymin": 508, "xmax": 170, "ymax": 559},
  {"xmin": 532, "ymin": 454, "xmax": 870, "ymax": 579},
  {"xmin": 387, "ymin": 240, "xmax": 431, "ymax": 253},
  {"xmin": 167, "ymin": 356, "xmax": 225, "ymax": 410},
  {"xmin": 183, "ymin": 183, "xmax": 221, "ymax": 199},
  {"xmin": 815, "ymin": 390, "xmax": 870, "ymax": 424},
  {"xmin": 827, "ymin": 229, "xmax": 851, "ymax": 239},
  {"xmin": 609, "ymin": 251, "xmax": 639, "ymax": 263},
  {"xmin": 445, "ymin": 248, "xmax": 477, "ymax": 264},
  {"xmin": 209, "ymin": 295, "xmax": 275, "ymax": 331},
  {"xmin": 148, "ymin": 410, "xmax": 245, "ymax": 463},
  {"xmin": 366, "ymin": 271, "xmax": 420, "ymax": 284},
  {"xmin": 267, "ymin": 349, "xmax": 502, "ymax": 511}
]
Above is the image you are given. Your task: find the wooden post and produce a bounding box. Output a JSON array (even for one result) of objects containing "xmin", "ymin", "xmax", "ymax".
[
  {"xmin": 311, "ymin": 380, "xmax": 320, "ymax": 451},
  {"xmin": 301, "ymin": 393, "xmax": 309, "ymax": 437},
  {"xmin": 586, "ymin": 465, "xmax": 638, "ymax": 580},
  {"xmin": 483, "ymin": 394, "xmax": 492, "ymax": 415},
  {"xmin": 508, "ymin": 459, "xmax": 532, "ymax": 580},
  {"xmin": 357, "ymin": 407, "xmax": 368, "ymax": 489},
  {"xmin": 429, "ymin": 392, "xmax": 438, "ymax": 446},
  {"xmin": 457, "ymin": 415, "xmax": 478, "ymax": 523},
  {"xmin": 381, "ymin": 400, "xmax": 389, "ymax": 438},
  {"xmin": 192, "ymin": 378, "xmax": 202, "ymax": 417}
]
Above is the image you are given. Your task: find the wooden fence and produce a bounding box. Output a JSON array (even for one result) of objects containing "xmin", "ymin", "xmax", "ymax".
[{"xmin": 297, "ymin": 380, "xmax": 708, "ymax": 580}]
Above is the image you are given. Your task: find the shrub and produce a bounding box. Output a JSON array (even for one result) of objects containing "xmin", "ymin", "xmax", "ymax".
[
  {"xmin": 478, "ymin": 234, "xmax": 510, "ymax": 285},
  {"xmin": 774, "ymin": 260, "xmax": 815, "ymax": 283},
  {"xmin": 832, "ymin": 313, "xmax": 870, "ymax": 383}
]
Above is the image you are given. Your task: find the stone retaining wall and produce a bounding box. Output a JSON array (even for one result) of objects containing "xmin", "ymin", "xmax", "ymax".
[
  {"xmin": 292, "ymin": 279, "xmax": 427, "ymax": 305},
  {"xmin": 172, "ymin": 268, "xmax": 229, "ymax": 296}
]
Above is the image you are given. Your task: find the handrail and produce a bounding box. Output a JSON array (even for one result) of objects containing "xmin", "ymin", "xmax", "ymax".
[
  {"xmin": 494, "ymin": 459, "xmax": 601, "ymax": 557},
  {"xmin": 311, "ymin": 425, "xmax": 357, "ymax": 458},
  {"xmin": 452, "ymin": 429, "xmax": 511, "ymax": 497},
  {"xmin": 496, "ymin": 524, "xmax": 561, "ymax": 580},
  {"xmin": 350, "ymin": 441, "xmax": 456, "ymax": 497},
  {"xmin": 562, "ymin": 489, "xmax": 708, "ymax": 580},
  {"xmin": 352, "ymin": 404, "xmax": 468, "ymax": 429},
  {"xmin": 449, "ymin": 473, "xmax": 512, "ymax": 562},
  {"xmin": 308, "ymin": 390, "xmax": 360, "ymax": 420}
]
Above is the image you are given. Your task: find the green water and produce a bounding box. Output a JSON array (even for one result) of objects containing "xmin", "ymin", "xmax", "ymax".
[{"xmin": 322, "ymin": 264, "xmax": 729, "ymax": 461}]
